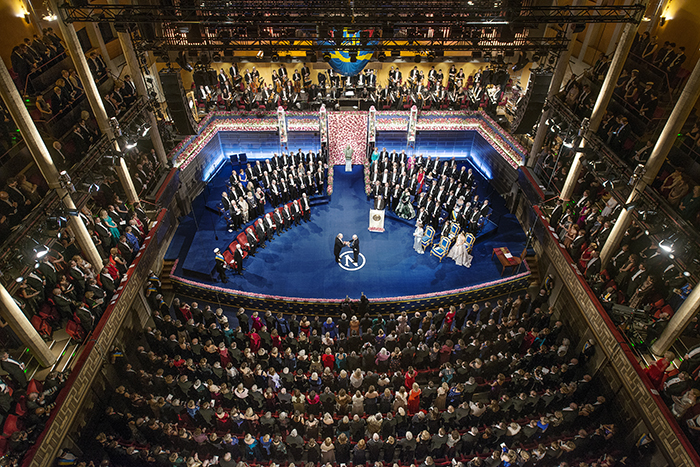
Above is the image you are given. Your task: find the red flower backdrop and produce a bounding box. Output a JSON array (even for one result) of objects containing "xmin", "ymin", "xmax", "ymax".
[{"xmin": 327, "ymin": 112, "xmax": 368, "ymax": 165}]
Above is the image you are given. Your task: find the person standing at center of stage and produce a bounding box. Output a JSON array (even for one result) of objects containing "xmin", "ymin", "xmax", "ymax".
[
  {"xmin": 214, "ymin": 248, "xmax": 228, "ymax": 283},
  {"xmin": 350, "ymin": 234, "xmax": 360, "ymax": 265},
  {"xmin": 413, "ymin": 222, "xmax": 425, "ymax": 254},
  {"xmin": 334, "ymin": 233, "xmax": 345, "ymax": 263}
]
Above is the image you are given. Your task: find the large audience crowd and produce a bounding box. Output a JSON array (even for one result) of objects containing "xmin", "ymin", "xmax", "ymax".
[{"xmin": 63, "ymin": 287, "xmax": 647, "ymax": 467}]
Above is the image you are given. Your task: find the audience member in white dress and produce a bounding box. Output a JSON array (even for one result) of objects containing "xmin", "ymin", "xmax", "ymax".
[
  {"xmin": 447, "ymin": 233, "xmax": 473, "ymax": 267},
  {"xmin": 413, "ymin": 223, "xmax": 425, "ymax": 254}
]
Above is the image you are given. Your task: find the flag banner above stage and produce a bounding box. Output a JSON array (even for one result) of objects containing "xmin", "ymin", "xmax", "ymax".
[
  {"xmin": 318, "ymin": 30, "xmax": 376, "ymax": 76},
  {"xmin": 368, "ymin": 106, "xmax": 377, "ymax": 143},
  {"xmin": 277, "ymin": 107, "xmax": 287, "ymax": 145},
  {"xmin": 319, "ymin": 105, "xmax": 328, "ymax": 144}
]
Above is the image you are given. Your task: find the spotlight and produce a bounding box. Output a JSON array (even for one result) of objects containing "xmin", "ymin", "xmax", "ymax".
[
  {"xmin": 176, "ymin": 51, "xmax": 193, "ymax": 72},
  {"xmin": 414, "ymin": 55, "xmax": 421, "ymax": 63},
  {"xmin": 562, "ymin": 138, "xmax": 574, "ymax": 148},
  {"xmin": 272, "ymin": 52, "xmax": 280, "ymax": 62},
  {"xmin": 684, "ymin": 271, "xmax": 691, "ymax": 277},
  {"xmin": 15, "ymin": 276, "xmax": 24, "ymax": 283},
  {"xmin": 141, "ymin": 123, "xmax": 152, "ymax": 137},
  {"xmin": 659, "ymin": 238, "xmax": 675, "ymax": 253},
  {"xmin": 199, "ymin": 52, "xmax": 211, "ymax": 66},
  {"xmin": 212, "ymin": 52, "xmax": 222, "ymax": 63},
  {"xmin": 349, "ymin": 51, "xmax": 357, "ymax": 63},
  {"xmin": 323, "ymin": 52, "xmax": 331, "ymax": 62},
  {"xmin": 34, "ymin": 245, "xmax": 49, "ymax": 259}
]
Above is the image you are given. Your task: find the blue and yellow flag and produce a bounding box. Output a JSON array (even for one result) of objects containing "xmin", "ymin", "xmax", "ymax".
[{"xmin": 319, "ymin": 29, "xmax": 376, "ymax": 76}]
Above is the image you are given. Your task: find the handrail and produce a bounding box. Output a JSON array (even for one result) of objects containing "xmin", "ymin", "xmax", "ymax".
[
  {"xmin": 22, "ymin": 51, "xmax": 69, "ymax": 96},
  {"xmin": 547, "ymin": 95, "xmax": 700, "ymax": 274},
  {"xmin": 531, "ymin": 204, "xmax": 700, "ymax": 466},
  {"xmin": 22, "ymin": 208, "xmax": 171, "ymax": 467},
  {"xmin": 0, "ymin": 101, "xmax": 148, "ymax": 279}
]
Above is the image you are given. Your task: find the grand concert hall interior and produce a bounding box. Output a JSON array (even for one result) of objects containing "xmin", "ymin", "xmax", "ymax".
[{"xmin": 2, "ymin": 0, "xmax": 700, "ymax": 466}]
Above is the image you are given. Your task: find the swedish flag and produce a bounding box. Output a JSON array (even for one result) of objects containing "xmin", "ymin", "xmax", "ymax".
[{"xmin": 319, "ymin": 29, "xmax": 376, "ymax": 76}]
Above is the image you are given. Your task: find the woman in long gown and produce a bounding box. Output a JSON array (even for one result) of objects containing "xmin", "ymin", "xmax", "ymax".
[
  {"xmin": 413, "ymin": 223, "xmax": 424, "ymax": 254},
  {"xmin": 100, "ymin": 210, "xmax": 120, "ymax": 242},
  {"xmin": 407, "ymin": 382, "xmax": 421, "ymax": 415},
  {"xmin": 447, "ymin": 233, "xmax": 473, "ymax": 267},
  {"xmin": 396, "ymin": 189, "xmax": 416, "ymax": 219}
]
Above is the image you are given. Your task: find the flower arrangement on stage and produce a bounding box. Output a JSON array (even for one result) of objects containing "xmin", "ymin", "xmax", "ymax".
[
  {"xmin": 327, "ymin": 113, "xmax": 368, "ymax": 166},
  {"xmin": 376, "ymin": 117, "xmax": 409, "ymax": 131},
  {"xmin": 364, "ymin": 163, "xmax": 371, "ymax": 196},
  {"xmin": 326, "ymin": 164, "xmax": 334, "ymax": 195}
]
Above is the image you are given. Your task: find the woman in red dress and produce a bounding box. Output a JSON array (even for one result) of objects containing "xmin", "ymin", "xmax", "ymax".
[
  {"xmin": 416, "ymin": 167, "xmax": 426, "ymax": 193},
  {"xmin": 404, "ymin": 367, "xmax": 417, "ymax": 389},
  {"xmin": 407, "ymin": 382, "xmax": 421, "ymax": 415},
  {"xmin": 645, "ymin": 351, "xmax": 675, "ymax": 390}
]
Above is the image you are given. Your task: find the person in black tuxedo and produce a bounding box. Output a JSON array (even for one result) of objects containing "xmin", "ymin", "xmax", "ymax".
[
  {"xmin": 549, "ymin": 199, "xmax": 564, "ymax": 227},
  {"xmin": 374, "ymin": 195, "xmax": 386, "ymax": 210},
  {"xmin": 334, "ymin": 233, "xmax": 345, "ymax": 263},
  {"xmin": 233, "ymin": 244, "xmax": 244, "ymax": 275},
  {"xmin": 301, "ymin": 193, "xmax": 311, "ymax": 222},
  {"xmin": 350, "ymin": 234, "xmax": 360, "ymax": 265}
]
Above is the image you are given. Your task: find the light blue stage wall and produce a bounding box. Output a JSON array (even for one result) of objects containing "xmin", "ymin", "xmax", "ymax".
[
  {"xmin": 376, "ymin": 130, "xmax": 477, "ymax": 159},
  {"xmin": 218, "ymin": 131, "xmax": 321, "ymax": 162},
  {"xmin": 375, "ymin": 130, "xmax": 504, "ymax": 181}
]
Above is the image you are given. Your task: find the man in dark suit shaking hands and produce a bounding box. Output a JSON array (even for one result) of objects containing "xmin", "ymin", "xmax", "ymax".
[
  {"xmin": 350, "ymin": 234, "xmax": 360, "ymax": 265},
  {"xmin": 334, "ymin": 233, "xmax": 345, "ymax": 263}
]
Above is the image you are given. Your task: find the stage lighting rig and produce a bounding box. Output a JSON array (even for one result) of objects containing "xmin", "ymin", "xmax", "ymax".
[
  {"xmin": 176, "ymin": 51, "xmax": 193, "ymax": 72},
  {"xmin": 628, "ymin": 164, "xmax": 646, "ymax": 186},
  {"xmin": 58, "ymin": 171, "xmax": 75, "ymax": 193}
]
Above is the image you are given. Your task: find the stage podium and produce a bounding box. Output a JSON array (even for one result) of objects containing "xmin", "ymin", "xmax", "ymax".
[{"xmin": 369, "ymin": 209, "xmax": 385, "ymax": 232}]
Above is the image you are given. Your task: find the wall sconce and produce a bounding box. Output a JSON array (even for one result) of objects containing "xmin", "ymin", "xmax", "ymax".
[
  {"xmin": 660, "ymin": 16, "xmax": 667, "ymax": 26},
  {"xmin": 24, "ymin": 13, "xmax": 30, "ymax": 24}
]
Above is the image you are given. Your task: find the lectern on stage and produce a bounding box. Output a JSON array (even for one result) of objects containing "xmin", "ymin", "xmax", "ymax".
[{"xmin": 369, "ymin": 209, "xmax": 385, "ymax": 232}]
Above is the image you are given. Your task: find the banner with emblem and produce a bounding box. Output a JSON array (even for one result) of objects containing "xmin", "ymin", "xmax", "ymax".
[
  {"xmin": 407, "ymin": 105, "xmax": 418, "ymax": 143},
  {"xmin": 319, "ymin": 104, "xmax": 328, "ymax": 144},
  {"xmin": 368, "ymin": 106, "xmax": 377, "ymax": 143},
  {"xmin": 277, "ymin": 106, "xmax": 287, "ymax": 145},
  {"xmin": 318, "ymin": 29, "xmax": 377, "ymax": 76}
]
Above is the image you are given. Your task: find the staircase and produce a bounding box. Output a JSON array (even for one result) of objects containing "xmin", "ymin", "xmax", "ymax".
[
  {"xmin": 525, "ymin": 249, "xmax": 541, "ymax": 286},
  {"xmin": 160, "ymin": 259, "xmax": 176, "ymax": 292},
  {"xmin": 6, "ymin": 330, "xmax": 83, "ymax": 383}
]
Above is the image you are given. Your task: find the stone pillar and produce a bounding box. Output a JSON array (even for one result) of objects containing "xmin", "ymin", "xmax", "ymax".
[
  {"xmin": 650, "ymin": 285, "xmax": 700, "ymax": 355},
  {"xmin": 559, "ymin": 19, "xmax": 640, "ymax": 201},
  {"xmin": 600, "ymin": 56, "xmax": 700, "ymax": 267},
  {"xmin": 110, "ymin": 6, "xmax": 168, "ymax": 167},
  {"xmin": 116, "ymin": 156, "xmax": 139, "ymax": 204},
  {"xmin": 90, "ymin": 23, "xmax": 119, "ymax": 78},
  {"xmin": 49, "ymin": 0, "xmax": 139, "ymax": 204},
  {"xmin": 527, "ymin": 0, "xmax": 583, "ymax": 168},
  {"xmin": 0, "ymin": 56, "xmax": 103, "ymax": 270},
  {"xmin": 0, "ymin": 283, "xmax": 55, "ymax": 367}
]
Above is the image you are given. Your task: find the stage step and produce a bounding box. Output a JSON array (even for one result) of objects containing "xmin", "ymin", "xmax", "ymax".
[
  {"xmin": 160, "ymin": 259, "xmax": 176, "ymax": 291},
  {"xmin": 525, "ymin": 253, "xmax": 540, "ymax": 284}
]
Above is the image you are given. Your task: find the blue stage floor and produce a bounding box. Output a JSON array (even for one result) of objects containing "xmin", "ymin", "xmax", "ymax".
[{"xmin": 169, "ymin": 163, "xmax": 527, "ymax": 300}]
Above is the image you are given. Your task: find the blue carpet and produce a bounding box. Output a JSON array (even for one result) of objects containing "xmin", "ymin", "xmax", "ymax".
[{"xmin": 173, "ymin": 162, "xmax": 527, "ymax": 300}]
